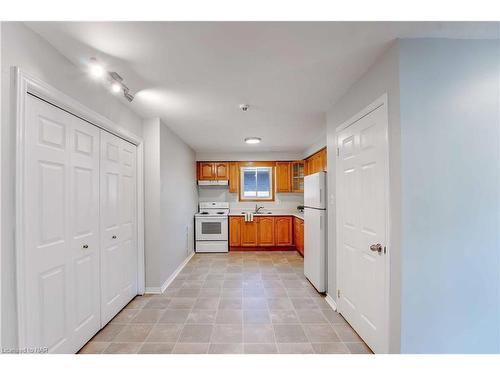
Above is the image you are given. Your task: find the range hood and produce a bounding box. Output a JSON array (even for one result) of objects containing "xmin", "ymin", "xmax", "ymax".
[{"xmin": 198, "ymin": 180, "xmax": 229, "ymax": 186}]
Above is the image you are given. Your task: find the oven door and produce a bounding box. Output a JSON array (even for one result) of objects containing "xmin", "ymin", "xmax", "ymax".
[{"xmin": 195, "ymin": 216, "xmax": 228, "ymax": 241}]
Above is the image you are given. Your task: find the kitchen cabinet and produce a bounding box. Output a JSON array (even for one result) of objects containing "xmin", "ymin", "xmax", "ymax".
[
  {"xmin": 305, "ymin": 148, "xmax": 327, "ymax": 176},
  {"xmin": 276, "ymin": 162, "xmax": 292, "ymax": 193},
  {"xmin": 229, "ymin": 216, "xmax": 242, "ymax": 247},
  {"xmin": 197, "ymin": 161, "xmax": 229, "ymax": 180},
  {"xmin": 230, "ymin": 215, "xmax": 296, "ymax": 250},
  {"xmin": 198, "ymin": 162, "xmax": 215, "ymax": 180},
  {"xmin": 240, "ymin": 220, "xmax": 258, "ymax": 247},
  {"xmin": 257, "ymin": 217, "xmax": 275, "ymax": 246},
  {"xmin": 294, "ymin": 217, "xmax": 304, "ymax": 256},
  {"xmin": 291, "ymin": 161, "xmax": 305, "ymax": 193},
  {"xmin": 275, "ymin": 216, "xmax": 293, "ymax": 246},
  {"xmin": 215, "ymin": 162, "xmax": 228, "ymax": 179},
  {"xmin": 229, "ymin": 162, "xmax": 239, "ymax": 193}
]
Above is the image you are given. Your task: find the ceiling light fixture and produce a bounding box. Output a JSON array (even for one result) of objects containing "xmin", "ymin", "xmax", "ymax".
[
  {"xmin": 88, "ymin": 58, "xmax": 135, "ymax": 102},
  {"xmin": 244, "ymin": 137, "xmax": 261, "ymax": 144},
  {"xmin": 111, "ymin": 82, "xmax": 122, "ymax": 94},
  {"xmin": 89, "ymin": 61, "xmax": 105, "ymax": 78}
]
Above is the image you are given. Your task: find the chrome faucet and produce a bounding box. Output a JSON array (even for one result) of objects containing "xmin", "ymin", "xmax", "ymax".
[{"xmin": 254, "ymin": 204, "xmax": 265, "ymax": 214}]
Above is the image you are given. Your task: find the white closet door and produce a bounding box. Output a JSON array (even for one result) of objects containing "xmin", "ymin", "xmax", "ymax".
[
  {"xmin": 23, "ymin": 95, "xmax": 100, "ymax": 353},
  {"xmin": 100, "ymin": 130, "xmax": 138, "ymax": 325}
]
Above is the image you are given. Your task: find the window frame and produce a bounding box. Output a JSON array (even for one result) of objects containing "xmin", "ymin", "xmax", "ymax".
[{"xmin": 239, "ymin": 164, "xmax": 275, "ymax": 202}]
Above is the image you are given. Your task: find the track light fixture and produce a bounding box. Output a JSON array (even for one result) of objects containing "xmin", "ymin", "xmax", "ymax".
[{"xmin": 88, "ymin": 58, "xmax": 135, "ymax": 102}]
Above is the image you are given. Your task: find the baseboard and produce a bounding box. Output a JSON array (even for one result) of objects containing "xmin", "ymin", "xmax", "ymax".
[
  {"xmin": 325, "ymin": 293, "xmax": 338, "ymax": 311},
  {"xmin": 144, "ymin": 286, "xmax": 161, "ymax": 294},
  {"xmin": 145, "ymin": 251, "xmax": 195, "ymax": 295}
]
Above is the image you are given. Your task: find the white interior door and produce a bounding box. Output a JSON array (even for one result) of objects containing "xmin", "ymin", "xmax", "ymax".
[
  {"xmin": 336, "ymin": 102, "xmax": 389, "ymax": 353},
  {"xmin": 100, "ymin": 130, "xmax": 138, "ymax": 325},
  {"xmin": 23, "ymin": 95, "xmax": 100, "ymax": 353}
]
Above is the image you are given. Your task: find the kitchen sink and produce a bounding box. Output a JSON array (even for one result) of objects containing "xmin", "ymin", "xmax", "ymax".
[{"xmin": 240, "ymin": 211, "xmax": 273, "ymax": 215}]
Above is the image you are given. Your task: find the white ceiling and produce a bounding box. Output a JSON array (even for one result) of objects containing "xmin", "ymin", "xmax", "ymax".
[{"xmin": 26, "ymin": 22, "xmax": 498, "ymax": 153}]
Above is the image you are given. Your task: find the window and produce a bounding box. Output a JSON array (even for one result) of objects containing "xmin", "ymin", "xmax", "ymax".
[{"xmin": 240, "ymin": 166, "xmax": 274, "ymax": 201}]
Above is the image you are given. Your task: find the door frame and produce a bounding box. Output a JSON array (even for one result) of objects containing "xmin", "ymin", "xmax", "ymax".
[
  {"xmin": 334, "ymin": 93, "xmax": 391, "ymax": 353},
  {"xmin": 13, "ymin": 67, "xmax": 146, "ymax": 347}
]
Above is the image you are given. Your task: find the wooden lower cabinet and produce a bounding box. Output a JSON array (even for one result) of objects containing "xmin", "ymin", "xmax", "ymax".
[
  {"xmin": 229, "ymin": 216, "xmax": 242, "ymax": 247},
  {"xmin": 275, "ymin": 216, "xmax": 293, "ymax": 246},
  {"xmin": 257, "ymin": 217, "xmax": 275, "ymax": 246},
  {"xmin": 294, "ymin": 217, "xmax": 304, "ymax": 256},
  {"xmin": 230, "ymin": 215, "xmax": 301, "ymax": 252},
  {"xmin": 240, "ymin": 220, "xmax": 258, "ymax": 247}
]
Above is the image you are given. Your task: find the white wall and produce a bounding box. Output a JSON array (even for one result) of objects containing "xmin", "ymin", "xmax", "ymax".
[
  {"xmin": 302, "ymin": 134, "xmax": 327, "ymax": 159},
  {"xmin": 326, "ymin": 41, "xmax": 402, "ymax": 353},
  {"xmin": 398, "ymin": 38, "xmax": 499, "ymax": 353},
  {"xmin": 198, "ymin": 187, "xmax": 303, "ymax": 212},
  {"xmin": 143, "ymin": 118, "xmax": 198, "ymax": 291},
  {"xmin": 1, "ymin": 22, "xmax": 144, "ymax": 347},
  {"xmin": 143, "ymin": 119, "xmax": 162, "ymax": 288},
  {"xmin": 159, "ymin": 120, "xmax": 198, "ymax": 287}
]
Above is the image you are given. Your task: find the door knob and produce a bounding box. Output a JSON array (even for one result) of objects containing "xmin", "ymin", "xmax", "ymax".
[
  {"xmin": 112, "ymin": 235, "xmax": 117, "ymax": 239},
  {"xmin": 82, "ymin": 244, "xmax": 89, "ymax": 249},
  {"xmin": 370, "ymin": 243, "xmax": 382, "ymax": 253}
]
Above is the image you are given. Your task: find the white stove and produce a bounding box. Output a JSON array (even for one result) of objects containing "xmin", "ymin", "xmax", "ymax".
[{"xmin": 195, "ymin": 202, "xmax": 229, "ymax": 253}]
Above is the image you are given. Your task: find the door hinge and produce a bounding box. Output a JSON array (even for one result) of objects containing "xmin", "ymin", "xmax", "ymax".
[{"xmin": 337, "ymin": 289, "xmax": 341, "ymax": 298}]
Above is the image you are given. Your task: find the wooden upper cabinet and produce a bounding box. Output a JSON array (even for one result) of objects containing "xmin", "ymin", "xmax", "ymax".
[
  {"xmin": 275, "ymin": 162, "xmax": 292, "ymax": 193},
  {"xmin": 229, "ymin": 162, "xmax": 239, "ymax": 193},
  {"xmin": 197, "ymin": 161, "xmax": 229, "ymax": 180},
  {"xmin": 240, "ymin": 221, "xmax": 258, "ymax": 247},
  {"xmin": 275, "ymin": 216, "xmax": 293, "ymax": 246},
  {"xmin": 291, "ymin": 161, "xmax": 305, "ymax": 193},
  {"xmin": 229, "ymin": 216, "xmax": 242, "ymax": 247},
  {"xmin": 215, "ymin": 162, "xmax": 229, "ymax": 180},
  {"xmin": 198, "ymin": 162, "xmax": 215, "ymax": 180},
  {"xmin": 257, "ymin": 217, "xmax": 275, "ymax": 246},
  {"xmin": 305, "ymin": 148, "xmax": 327, "ymax": 176}
]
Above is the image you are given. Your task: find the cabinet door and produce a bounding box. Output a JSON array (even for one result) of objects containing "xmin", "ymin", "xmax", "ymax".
[
  {"xmin": 311, "ymin": 154, "xmax": 321, "ymax": 174},
  {"xmin": 319, "ymin": 148, "xmax": 327, "ymax": 171},
  {"xmin": 275, "ymin": 217, "xmax": 293, "ymax": 246},
  {"xmin": 241, "ymin": 221, "xmax": 258, "ymax": 247},
  {"xmin": 294, "ymin": 217, "xmax": 300, "ymax": 246},
  {"xmin": 215, "ymin": 162, "xmax": 229, "ymax": 180},
  {"xmin": 295, "ymin": 218, "xmax": 304, "ymax": 256},
  {"xmin": 229, "ymin": 162, "xmax": 239, "ymax": 193},
  {"xmin": 257, "ymin": 217, "xmax": 275, "ymax": 246},
  {"xmin": 276, "ymin": 162, "xmax": 291, "ymax": 193},
  {"xmin": 198, "ymin": 162, "xmax": 215, "ymax": 180},
  {"xmin": 291, "ymin": 161, "xmax": 305, "ymax": 193},
  {"xmin": 229, "ymin": 217, "xmax": 242, "ymax": 247}
]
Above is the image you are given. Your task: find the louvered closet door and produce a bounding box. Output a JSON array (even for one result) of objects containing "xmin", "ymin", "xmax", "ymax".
[
  {"xmin": 23, "ymin": 95, "xmax": 100, "ymax": 353},
  {"xmin": 100, "ymin": 130, "xmax": 138, "ymax": 325}
]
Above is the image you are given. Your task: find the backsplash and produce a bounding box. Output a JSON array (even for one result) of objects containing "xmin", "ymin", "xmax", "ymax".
[{"xmin": 197, "ymin": 186, "xmax": 303, "ymax": 211}]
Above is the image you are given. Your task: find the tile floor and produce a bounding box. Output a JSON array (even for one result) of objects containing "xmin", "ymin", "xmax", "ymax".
[{"xmin": 79, "ymin": 251, "xmax": 372, "ymax": 354}]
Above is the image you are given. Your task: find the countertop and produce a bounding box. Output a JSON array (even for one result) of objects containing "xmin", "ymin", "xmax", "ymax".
[{"xmin": 228, "ymin": 210, "xmax": 304, "ymax": 220}]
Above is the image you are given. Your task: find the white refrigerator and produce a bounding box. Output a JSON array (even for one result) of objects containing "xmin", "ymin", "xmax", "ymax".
[{"xmin": 303, "ymin": 171, "xmax": 327, "ymax": 293}]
